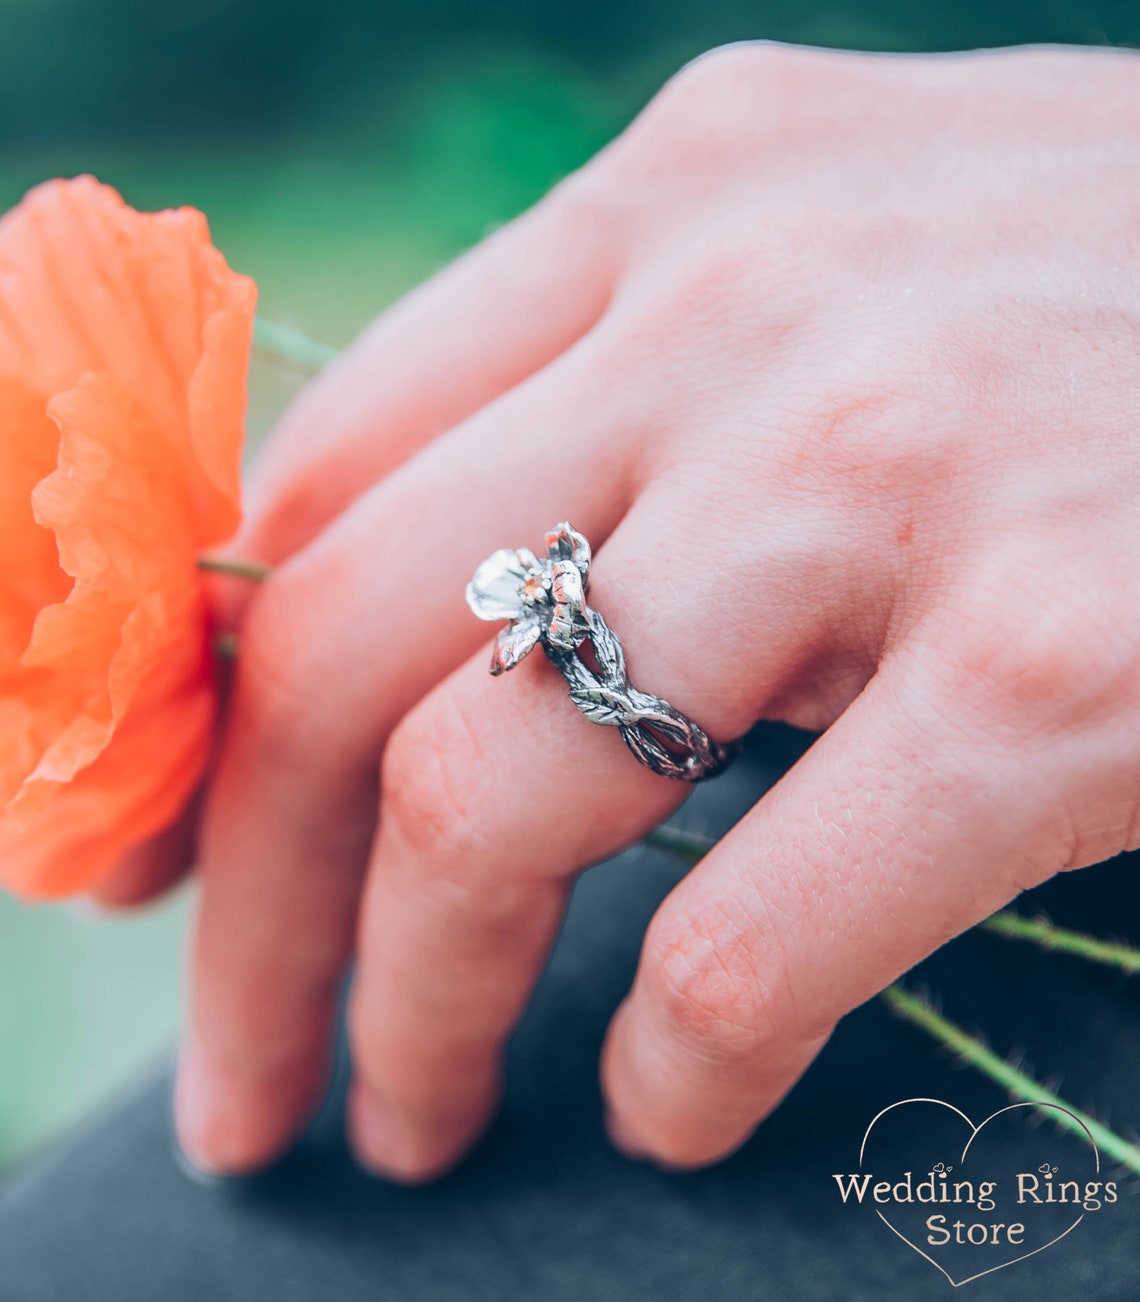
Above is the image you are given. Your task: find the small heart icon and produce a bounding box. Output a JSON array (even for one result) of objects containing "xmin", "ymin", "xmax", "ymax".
[{"xmin": 856, "ymin": 1099, "xmax": 1099, "ymax": 1287}]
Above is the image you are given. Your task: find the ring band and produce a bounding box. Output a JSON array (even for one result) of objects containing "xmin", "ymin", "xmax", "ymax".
[{"xmin": 466, "ymin": 523, "xmax": 739, "ymax": 782}]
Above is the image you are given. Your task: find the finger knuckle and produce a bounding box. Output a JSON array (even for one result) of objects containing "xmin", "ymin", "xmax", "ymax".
[
  {"xmin": 536, "ymin": 162, "xmax": 624, "ymax": 243},
  {"xmin": 603, "ymin": 45, "xmax": 768, "ymax": 179},
  {"xmin": 605, "ymin": 223, "xmax": 819, "ymax": 417},
  {"xmin": 965, "ymin": 613, "xmax": 1089, "ymax": 717},
  {"xmin": 642, "ymin": 903, "xmax": 788, "ymax": 1060},
  {"xmin": 940, "ymin": 552, "xmax": 1140, "ymax": 734},
  {"xmin": 622, "ymin": 42, "xmax": 842, "ymax": 168},
  {"xmin": 776, "ymin": 376, "xmax": 947, "ymax": 497},
  {"xmin": 380, "ymin": 692, "xmax": 492, "ymax": 869},
  {"xmin": 657, "ymin": 42, "xmax": 801, "ymax": 125},
  {"xmin": 655, "ymin": 227, "xmax": 795, "ymax": 327}
]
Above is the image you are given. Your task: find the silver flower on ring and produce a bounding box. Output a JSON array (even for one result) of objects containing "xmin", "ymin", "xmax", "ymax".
[{"xmin": 465, "ymin": 522, "xmax": 592, "ymax": 674}]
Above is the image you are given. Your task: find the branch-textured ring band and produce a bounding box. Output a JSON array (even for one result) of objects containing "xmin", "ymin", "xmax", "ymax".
[{"xmin": 465, "ymin": 523, "xmax": 740, "ymax": 782}]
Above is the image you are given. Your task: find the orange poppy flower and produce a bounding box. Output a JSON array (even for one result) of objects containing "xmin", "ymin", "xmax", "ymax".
[{"xmin": 0, "ymin": 176, "xmax": 256, "ymax": 899}]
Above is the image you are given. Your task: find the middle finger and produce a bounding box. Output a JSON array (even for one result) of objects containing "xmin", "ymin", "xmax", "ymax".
[{"xmin": 175, "ymin": 346, "xmax": 636, "ymax": 1175}]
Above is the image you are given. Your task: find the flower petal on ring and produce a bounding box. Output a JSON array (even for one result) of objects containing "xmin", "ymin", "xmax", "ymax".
[
  {"xmin": 550, "ymin": 560, "xmax": 584, "ymax": 610},
  {"xmin": 547, "ymin": 561, "xmax": 589, "ymax": 651},
  {"xmin": 466, "ymin": 549, "xmax": 529, "ymax": 621},
  {"xmin": 545, "ymin": 523, "xmax": 591, "ymax": 581},
  {"xmin": 547, "ymin": 604, "xmax": 590, "ymax": 651},
  {"xmin": 490, "ymin": 618, "xmax": 543, "ymax": 675}
]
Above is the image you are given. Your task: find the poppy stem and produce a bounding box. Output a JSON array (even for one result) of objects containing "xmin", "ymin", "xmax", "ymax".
[
  {"xmin": 980, "ymin": 911, "xmax": 1140, "ymax": 975},
  {"xmin": 881, "ymin": 984, "xmax": 1140, "ymax": 1176},
  {"xmin": 213, "ymin": 631, "xmax": 241, "ymax": 661},
  {"xmin": 197, "ymin": 556, "xmax": 272, "ymax": 582},
  {"xmin": 253, "ymin": 317, "xmax": 338, "ymax": 374},
  {"xmin": 643, "ymin": 824, "xmax": 716, "ymax": 860}
]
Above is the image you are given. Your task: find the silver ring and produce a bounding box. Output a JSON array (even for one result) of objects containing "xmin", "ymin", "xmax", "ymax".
[{"xmin": 466, "ymin": 522, "xmax": 739, "ymax": 782}]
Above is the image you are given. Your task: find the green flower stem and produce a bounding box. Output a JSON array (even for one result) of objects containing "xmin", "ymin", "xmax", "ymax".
[
  {"xmin": 213, "ymin": 631, "xmax": 241, "ymax": 662},
  {"xmin": 643, "ymin": 825, "xmax": 716, "ymax": 860},
  {"xmin": 197, "ymin": 555, "xmax": 272, "ymax": 583},
  {"xmin": 252, "ymin": 317, "xmax": 338, "ymax": 373},
  {"xmin": 881, "ymin": 984, "xmax": 1140, "ymax": 1176},
  {"xmin": 981, "ymin": 911, "xmax": 1140, "ymax": 976},
  {"xmin": 198, "ymin": 557, "xmax": 270, "ymax": 659}
]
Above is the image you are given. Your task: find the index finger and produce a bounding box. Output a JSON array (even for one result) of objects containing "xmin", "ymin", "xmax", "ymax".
[
  {"xmin": 99, "ymin": 177, "xmax": 621, "ymax": 907},
  {"xmin": 233, "ymin": 179, "xmax": 621, "ymax": 573}
]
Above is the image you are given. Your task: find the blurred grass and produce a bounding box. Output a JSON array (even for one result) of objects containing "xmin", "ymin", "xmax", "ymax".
[
  {"xmin": 0, "ymin": 54, "xmax": 624, "ymax": 1171},
  {"xmin": 0, "ymin": 893, "xmax": 189, "ymax": 1169}
]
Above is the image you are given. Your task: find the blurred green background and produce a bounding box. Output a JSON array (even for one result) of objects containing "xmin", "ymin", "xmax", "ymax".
[{"xmin": 1, "ymin": 0, "xmax": 1138, "ymax": 1173}]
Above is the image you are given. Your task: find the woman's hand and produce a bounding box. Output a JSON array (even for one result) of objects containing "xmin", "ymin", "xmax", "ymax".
[{"xmin": 162, "ymin": 44, "xmax": 1140, "ymax": 1179}]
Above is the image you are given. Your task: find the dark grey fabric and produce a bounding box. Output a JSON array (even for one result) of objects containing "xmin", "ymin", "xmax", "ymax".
[{"xmin": 0, "ymin": 724, "xmax": 1136, "ymax": 1300}]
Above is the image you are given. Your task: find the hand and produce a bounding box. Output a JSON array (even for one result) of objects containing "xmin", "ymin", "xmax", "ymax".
[{"xmin": 161, "ymin": 43, "xmax": 1140, "ymax": 1178}]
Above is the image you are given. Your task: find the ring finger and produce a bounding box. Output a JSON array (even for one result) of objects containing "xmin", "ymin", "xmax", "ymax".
[{"xmin": 345, "ymin": 485, "xmax": 845, "ymax": 1180}]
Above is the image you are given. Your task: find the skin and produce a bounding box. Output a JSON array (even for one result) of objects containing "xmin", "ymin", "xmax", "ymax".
[{"xmin": 108, "ymin": 44, "xmax": 1140, "ymax": 1178}]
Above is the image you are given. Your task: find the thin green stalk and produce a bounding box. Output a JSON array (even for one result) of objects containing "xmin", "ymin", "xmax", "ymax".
[
  {"xmin": 197, "ymin": 555, "xmax": 272, "ymax": 583},
  {"xmin": 213, "ymin": 631, "xmax": 241, "ymax": 662},
  {"xmin": 643, "ymin": 825, "xmax": 716, "ymax": 861},
  {"xmin": 881, "ymin": 984, "xmax": 1140, "ymax": 1176},
  {"xmin": 253, "ymin": 317, "xmax": 338, "ymax": 374},
  {"xmin": 199, "ymin": 557, "xmax": 269, "ymax": 660},
  {"xmin": 981, "ymin": 911, "xmax": 1140, "ymax": 976}
]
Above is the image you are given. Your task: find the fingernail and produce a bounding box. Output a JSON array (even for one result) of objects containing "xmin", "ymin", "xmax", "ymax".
[
  {"xmin": 172, "ymin": 1046, "xmax": 237, "ymax": 1182},
  {"xmin": 348, "ymin": 1082, "xmax": 411, "ymax": 1179},
  {"xmin": 171, "ymin": 1137, "xmax": 242, "ymax": 1188},
  {"xmin": 604, "ymin": 1109, "xmax": 709, "ymax": 1172},
  {"xmin": 604, "ymin": 1108, "xmax": 652, "ymax": 1162}
]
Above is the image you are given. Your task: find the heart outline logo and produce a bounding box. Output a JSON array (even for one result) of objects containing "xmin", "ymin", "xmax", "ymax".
[{"xmin": 859, "ymin": 1098, "xmax": 1097, "ymax": 1288}]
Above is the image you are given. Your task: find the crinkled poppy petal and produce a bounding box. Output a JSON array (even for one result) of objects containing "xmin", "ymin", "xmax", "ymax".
[
  {"xmin": 187, "ymin": 278, "xmax": 257, "ymax": 545},
  {"xmin": 0, "ymin": 378, "xmax": 73, "ymax": 809},
  {"xmin": 0, "ymin": 176, "xmax": 255, "ymax": 547},
  {"xmin": 0, "ymin": 371, "xmax": 216, "ymax": 896},
  {"xmin": 24, "ymin": 373, "xmax": 198, "ymax": 768},
  {"xmin": 0, "ymin": 378, "xmax": 70, "ymax": 674},
  {"xmin": 0, "ymin": 178, "xmax": 253, "ymax": 898},
  {"xmin": 0, "ymin": 660, "xmax": 214, "ymax": 898}
]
